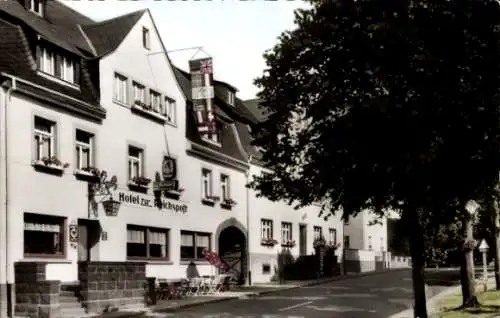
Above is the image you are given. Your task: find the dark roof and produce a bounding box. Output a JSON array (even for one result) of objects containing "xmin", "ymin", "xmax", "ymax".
[
  {"xmin": 0, "ymin": 17, "xmax": 104, "ymax": 118},
  {"xmin": 242, "ymin": 98, "xmax": 269, "ymax": 122},
  {"xmin": 0, "ymin": 0, "xmax": 94, "ymax": 56},
  {"xmin": 81, "ymin": 10, "xmax": 146, "ymax": 57}
]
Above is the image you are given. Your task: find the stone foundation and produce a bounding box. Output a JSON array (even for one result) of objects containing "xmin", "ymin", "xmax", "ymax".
[
  {"xmin": 78, "ymin": 261, "xmax": 147, "ymax": 313},
  {"xmin": 14, "ymin": 262, "xmax": 61, "ymax": 318}
]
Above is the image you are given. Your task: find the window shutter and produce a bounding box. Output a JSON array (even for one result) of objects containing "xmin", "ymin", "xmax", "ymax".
[
  {"xmin": 54, "ymin": 54, "xmax": 61, "ymax": 78},
  {"xmin": 36, "ymin": 45, "xmax": 41, "ymax": 70},
  {"xmin": 74, "ymin": 60, "xmax": 80, "ymax": 84}
]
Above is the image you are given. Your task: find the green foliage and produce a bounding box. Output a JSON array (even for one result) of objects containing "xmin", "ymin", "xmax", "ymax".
[{"xmin": 249, "ymin": 0, "xmax": 500, "ymax": 223}]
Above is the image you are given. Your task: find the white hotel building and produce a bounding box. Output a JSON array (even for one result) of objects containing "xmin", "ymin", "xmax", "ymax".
[{"xmin": 0, "ymin": 0, "xmax": 390, "ymax": 315}]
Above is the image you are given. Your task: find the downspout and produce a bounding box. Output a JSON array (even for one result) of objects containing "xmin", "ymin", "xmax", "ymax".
[
  {"xmin": 1, "ymin": 78, "xmax": 15, "ymax": 317},
  {"xmin": 246, "ymin": 155, "xmax": 253, "ymax": 286}
]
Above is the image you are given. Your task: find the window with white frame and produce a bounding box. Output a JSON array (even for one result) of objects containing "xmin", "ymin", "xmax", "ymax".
[
  {"xmin": 61, "ymin": 57, "xmax": 74, "ymax": 83},
  {"xmin": 38, "ymin": 46, "xmax": 54, "ymax": 75},
  {"xmin": 165, "ymin": 97, "xmax": 176, "ymax": 124},
  {"xmin": 220, "ymin": 174, "xmax": 230, "ymax": 201},
  {"xmin": 281, "ymin": 222, "xmax": 292, "ymax": 243},
  {"xmin": 328, "ymin": 228, "xmax": 337, "ymax": 245},
  {"xmin": 368, "ymin": 235, "xmax": 373, "ymax": 250},
  {"xmin": 133, "ymin": 82, "xmax": 146, "ymax": 105},
  {"xmin": 201, "ymin": 168, "xmax": 212, "ymax": 199},
  {"xmin": 150, "ymin": 90, "xmax": 161, "ymax": 113},
  {"xmin": 127, "ymin": 225, "xmax": 168, "ymax": 260},
  {"xmin": 227, "ymin": 90, "xmax": 235, "ymax": 105},
  {"xmin": 142, "ymin": 27, "xmax": 150, "ymax": 50},
  {"xmin": 261, "ymin": 219, "xmax": 273, "ymax": 240},
  {"xmin": 29, "ymin": 0, "xmax": 43, "ymax": 16},
  {"xmin": 180, "ymin": 231, "xmax": 211, "ymax": 260},
  {"xmin": 24, "ymin": 213, "xmax": 65, "ymax": 257},
  {"xmin": 33, "ymin": 116, "xmax": 55, "ymax": 161},
  {"xmin": 75, "ymin": 129, "xmax": 93, "ymax": 170},
  {"xmin": 128, "ymin": 146, "xmax": 143, "ymax": 180},
  {"xmin": 113, "ymin": 73, "xmax": 128, "ymax": 104},
  {"xmin": 313, "ymin": 226, "xmax": 322, "ymax": 240},
  {"xmin": 37, "ymin": 47, "xmax": 77, "ymax": 84}
]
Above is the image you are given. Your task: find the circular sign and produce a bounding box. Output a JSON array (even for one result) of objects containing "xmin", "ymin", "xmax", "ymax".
[{"xmin": 162, "ymin": 157, "xmax": 177, "ymax": 180}]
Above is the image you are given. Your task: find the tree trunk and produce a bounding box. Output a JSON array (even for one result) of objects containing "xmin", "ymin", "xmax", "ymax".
[
  {"xmin": 492, "ymin": 198, "xmax": 500, "ymax": 289},
  {"xmin": 460, "ymin": 216, "xmax": 479, "ymax": 308},
  {"xmin": 409, "ymin": 212, "xmax": 428, "ymax": 318}
]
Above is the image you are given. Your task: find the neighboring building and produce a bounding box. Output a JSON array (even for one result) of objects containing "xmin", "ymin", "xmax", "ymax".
[{"xmin": 240, "ymin": 99, "xmax": 344, "ymax": 283}]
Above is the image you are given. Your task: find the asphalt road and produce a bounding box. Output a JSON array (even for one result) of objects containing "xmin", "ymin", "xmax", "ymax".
[{"xmin": 148, "ymin": 270, "xmax": 451, "ymax": 318}]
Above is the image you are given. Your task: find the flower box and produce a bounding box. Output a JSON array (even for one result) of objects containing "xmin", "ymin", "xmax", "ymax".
[
  {"xmin": 281, "ymin": 240, "xmax": 296, "ymax": 248},
  {"xmin": 132, "ymin": 176, "xmax": 151, "ymax": 187},
  {"xmin": 327, "ymin": 242, "xmax": 341, "ymax": 249},
  {"xmin": 261, "ymin": 238, "xmax": 278, "ymax": 247},
  {"xmin": 74, "ymin": 167, "xmax": 102, "ymax": 180},
  {"xmin": 313, "ymin": 238, "xmax": 327, "ymax": 248},
  {"xmin": 131, "ymin": 103, "xmax": 168, "ymax": 122},
  {"xmin": 32, "ymin": 157, "xmax": 69, "ymax": 174},
  {"xmin": 202, "ymin": 195, "xmax": 219, "ymax": 206}
]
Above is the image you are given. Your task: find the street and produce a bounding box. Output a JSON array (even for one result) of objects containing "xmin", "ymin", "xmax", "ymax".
[{"xmin": 150, "ymin": 270, "xmax": 450, "ymax": 318}]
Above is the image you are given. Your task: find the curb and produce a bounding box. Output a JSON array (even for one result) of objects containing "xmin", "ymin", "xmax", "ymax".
[{"xmin": 153, "ymin": 268, "xmax": 410, "ymax": 313}]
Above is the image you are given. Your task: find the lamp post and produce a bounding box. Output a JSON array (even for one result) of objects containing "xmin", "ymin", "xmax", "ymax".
[{"xmin": 479, "ymin": 239, "xmax": 490, "ymax": 292}]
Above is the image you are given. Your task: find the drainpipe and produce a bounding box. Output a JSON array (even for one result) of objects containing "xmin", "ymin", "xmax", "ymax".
[
  {"xmin": 246, "ymin": 155, "xmax": 253, "ymax": 286},
  {"xmin": 1, "ymin": 78, "xmax": 15, "ymax": 317}
]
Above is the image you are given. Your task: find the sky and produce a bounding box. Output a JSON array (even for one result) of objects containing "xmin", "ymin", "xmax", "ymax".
[{"xmin": 61, "ymin": 0, "xmax": 310, "ymax": 100}]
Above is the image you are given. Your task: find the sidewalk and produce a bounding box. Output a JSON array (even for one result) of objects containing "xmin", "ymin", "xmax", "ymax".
[
  {"xmin": 388, "ymin": 276, "xmax": 497, "ymax": 318},
  {"xmin": 91, "ymin": 268, "xmax": 409, "ymax": 317}
]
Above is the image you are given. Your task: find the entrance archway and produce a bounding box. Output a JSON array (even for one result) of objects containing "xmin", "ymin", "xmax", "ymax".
[{"xmin": 218, "ymin": 226, "xmax": 246, "ymax": 285}]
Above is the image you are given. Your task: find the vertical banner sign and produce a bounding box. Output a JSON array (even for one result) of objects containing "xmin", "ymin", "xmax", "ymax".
[{"xmin": 189, "ymin": 58, "xmax": 216, "ymax": 135}]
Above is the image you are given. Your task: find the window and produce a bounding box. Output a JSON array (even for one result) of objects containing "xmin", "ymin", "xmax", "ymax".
[
  {"xmin": 262, "ymin": 264, "xmax": 271, "ymax": 274},
  {"xmin": 127, "ymin": 225, "xmax": 168, "ymax": 260},
  {"xmin": 113, "ymin": 73, "xmax": 128, "ymax": 104},
  {"xmin": 24, "ymin": 213, "xmax": 65, "ymax": 257},
  {"xmin": 39, "ymin": 46, "xmax": 54, "ymax": 75},
  {"xmin": 29, "ymin": 0, "xmax": 43, "ymax": 16},
  {"xmin": 368, "ymin": 236, "xmax": 373, "ymax": 250},
  {"xmin": 133, "ymin": 82, "xmax": 146, "ymax": 105},
  {"xmin": 344, "ymin": 235, "xmax": 350, "ymax": 249},
  {"xmin": 180, "ymin": 231, "xmax": 211, "ymax": 260},
  {"xmin": 165, "ymin": 97, "xmax": 176, "ymax": 124},
  {"xmin": 75, "ymin": 130, "xmax": 93, "ymax": 170},
  {"xmin": 227, "ymin": 90, "xmax": 235, "ymax": 105},
  {"xmin": 201, "ymin": 168, "xmax": 212, "ymax": 199},
  {"xmin": 37, "ymin": 46, "xmax": 76, "ymax": 84},
  {"xmin": 220, "ymin": 174, "xmax": 230, "ymax": 201},
  {"xmin": 142, "ymin": 27, "xmax": 150, "ymax": 50},
  {"xmin": 328, "ymin": 228, "xmax": 337, "ymax": 244},
  {"xmin": 128, "ymin": 146, "xmax": 144, "ymax": 180},
  {"xmin": 61, "ymin": 57, "xmax": 74, "ymax": 83},
  {"xmin": 281, "ymin": 222, "xmax": 292, "ymax": 243},
  {"xmin": 380, "ymin": 237, "xmax": 385, "ymax": 251},
  {"xmin": 150, "ymin": 90, "xmax": 161, "ymax": 113},
  {"xmin": 261, "ymin": 219, "xmax": 273, "ymax": 240},
  {"xmin": 33, "ymin": 117, "xmax": 55, "ymax": 161},
  {"xmin": 313, "ymin": 226, "xmax": 322, "ymax": 240}
]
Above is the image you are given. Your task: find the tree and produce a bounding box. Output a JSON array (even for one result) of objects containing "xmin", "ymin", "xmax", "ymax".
[{"xmin": 249, "ymin": 0, "xmax": 500, "ymax": 317}]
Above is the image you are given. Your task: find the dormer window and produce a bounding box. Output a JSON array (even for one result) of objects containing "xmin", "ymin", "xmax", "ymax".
[
  {"xmin": 29, "ymin": 0, "xmax": 43, "ymax": 16},
  {"xmin": 36, "ymin": 44, "xmax": 79, "ymax": 87},
  {"xmin": 202, "ymin": 121, "xmax": 222, "ymax": 146},
  {"xmin": 227, "ymin": 91, "xmax": 235, "ymax": 106}
]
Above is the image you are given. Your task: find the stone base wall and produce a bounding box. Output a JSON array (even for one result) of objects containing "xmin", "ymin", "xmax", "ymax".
[
  {"xmin": 14, "ymin": 262, "xmax": 61, "ymax": 318},
  {"xmin": 78, "ymin": 261, "xmax": 146, "ymax": 313}
]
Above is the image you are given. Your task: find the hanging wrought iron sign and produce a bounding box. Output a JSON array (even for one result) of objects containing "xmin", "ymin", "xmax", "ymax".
[{"xmin": 162, "ymin": 156, "xmax": 177, "ymax": 180}]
